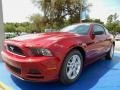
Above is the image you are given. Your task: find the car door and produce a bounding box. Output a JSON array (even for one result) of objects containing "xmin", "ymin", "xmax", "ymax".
[
  {"xmin": 74, "ymin": 24, "xmax": 100, "ymax": 65},
  {"xmin": 83, "ymin": 24, "xmax": 102, "ymax": 65},
  {"xmin": 92, "ymin": 24, "xmax": 107, "ymax": 56}
]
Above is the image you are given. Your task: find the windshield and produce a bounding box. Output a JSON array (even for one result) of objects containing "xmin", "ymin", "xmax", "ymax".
[{"xmin": 60, "ymin": 24, "xmax": 90, "ymax": 35}]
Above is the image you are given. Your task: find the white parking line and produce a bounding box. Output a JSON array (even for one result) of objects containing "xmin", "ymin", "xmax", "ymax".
[{"xmin": 0, "ymin": 82, "xmax": 11, "ymax": 90}]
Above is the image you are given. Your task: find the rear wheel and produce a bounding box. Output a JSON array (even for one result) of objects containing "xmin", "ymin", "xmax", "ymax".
[
  {"xmin": 105, "ymin": 44, "xmax": 114, "ymax": 60},
  {"xmin": 60, "ymin": 50, "xmax": 83, "ymax": 85}
]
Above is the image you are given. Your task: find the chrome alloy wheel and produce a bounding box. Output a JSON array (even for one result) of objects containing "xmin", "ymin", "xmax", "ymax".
[{"xmin": 66, "ymin": 55, "xmax": 81, "ymax": 80}]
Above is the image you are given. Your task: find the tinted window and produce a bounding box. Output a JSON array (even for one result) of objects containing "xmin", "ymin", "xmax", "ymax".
[
  {"xmin": 93, "ymin": 25, "xmax": 105, "ymax": 35},
  {"xmin": 60, "ymin": 24, "xmax": 90, "ymax": 35}
]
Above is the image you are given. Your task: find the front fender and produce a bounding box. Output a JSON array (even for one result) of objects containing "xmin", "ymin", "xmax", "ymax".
[{"xmin": 48, "ymin": 37, "xmax": 85, "ymax": 73}]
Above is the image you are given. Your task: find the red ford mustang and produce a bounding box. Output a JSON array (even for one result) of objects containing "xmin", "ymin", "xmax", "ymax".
[{"xmin": 1, "ymin": 23, "xmax": 115, "ymax": 84}]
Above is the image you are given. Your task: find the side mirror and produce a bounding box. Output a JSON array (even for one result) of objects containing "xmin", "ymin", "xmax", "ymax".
[
  {"xmin": 90, "ymin": 33, "xmax": 95, "ymax": 39},
  {"xmin": 93, "ymin": 31, "xmax": 104, "ymax": 35}
]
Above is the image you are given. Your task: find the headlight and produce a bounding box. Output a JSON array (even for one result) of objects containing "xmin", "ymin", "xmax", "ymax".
[{"xmin": 30, "ymin": 48, "xmax": 53, "ymax": 56}]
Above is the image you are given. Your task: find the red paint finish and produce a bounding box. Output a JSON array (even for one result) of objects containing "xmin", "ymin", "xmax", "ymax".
[{"xmin": 1, "ymin": 23, "xmax": 114, "ymax": 82}]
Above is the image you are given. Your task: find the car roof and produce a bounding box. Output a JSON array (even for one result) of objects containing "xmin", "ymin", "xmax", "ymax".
[{"xmin": 73, "ymin": 23, "xmax": 102, "ymax": 26}]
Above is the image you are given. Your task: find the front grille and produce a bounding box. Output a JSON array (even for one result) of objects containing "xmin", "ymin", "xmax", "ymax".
[
  {"xmin": 6, "ymin": 63, "xmax": 21, "ymax": 74},
  {"xmin": 7, "ymin": 44, "xmax": 25, "ymax": 56}
]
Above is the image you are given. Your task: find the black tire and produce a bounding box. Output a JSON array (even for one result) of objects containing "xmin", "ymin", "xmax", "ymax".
[
  {"xmin": 105, "ymin": 44, "xmax": 114, "ymax": 60},
  {"xmin": 60, "ymin": 49, "xmax": 83, "ymax": 85}
]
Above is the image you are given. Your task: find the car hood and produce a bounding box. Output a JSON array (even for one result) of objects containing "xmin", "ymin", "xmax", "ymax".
[{"xmin": 9, "ymin": 32, "xmax": 80, "ymax": 47}]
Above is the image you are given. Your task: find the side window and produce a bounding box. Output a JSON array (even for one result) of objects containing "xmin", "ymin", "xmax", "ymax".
[
  {"xmin": 74, "ymin": 25, "xmax": 90, "ymax": 35},
  {"xmin": 93, "ymin": 25, "xmax": 105, "ymax": 35}
]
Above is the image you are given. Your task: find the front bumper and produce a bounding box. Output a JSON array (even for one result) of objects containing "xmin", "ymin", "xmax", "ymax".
[{"xmin": 1, "ymin": 51, "xmax": 60, "ymax": 82}]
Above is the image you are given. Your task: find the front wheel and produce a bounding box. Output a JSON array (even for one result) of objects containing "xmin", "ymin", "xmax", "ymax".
[
  {"xmin": 105, "ymin": 44, "xmax": 114, "ymax": 60},
  {"xmin": 60, "ymin": 50, "xmax": 83, "ymax": 85}
]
